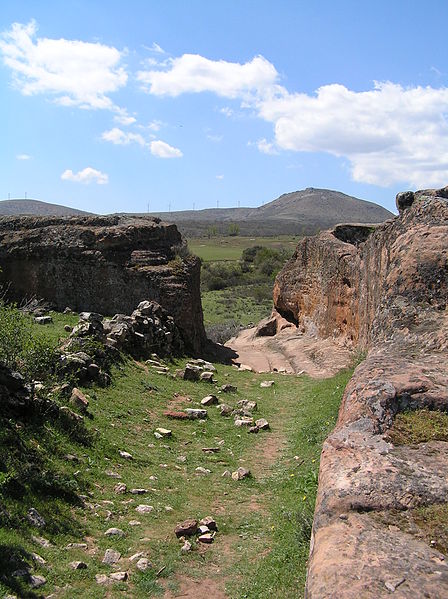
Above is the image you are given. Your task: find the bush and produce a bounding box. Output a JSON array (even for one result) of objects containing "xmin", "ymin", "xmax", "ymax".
[
  {"xmin": 0, "ymin": 301, "xmax": 59, "ymax": 381},
  {"xmin": 205, "ymin": 320, "xmax": 243, "ymax": 344}
]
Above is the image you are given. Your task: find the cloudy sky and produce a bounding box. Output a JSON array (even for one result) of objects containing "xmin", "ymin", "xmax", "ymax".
[{"xmin": 1, "ymin": 0, "xmax": 447, "ymax": 214}]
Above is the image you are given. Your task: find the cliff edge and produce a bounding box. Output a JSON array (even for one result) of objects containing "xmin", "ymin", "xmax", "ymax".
[
  {"xmin": 273, "ymin": 187, "xmax": 448, "ymax": 597},
  {"xmin": 0, "ymin": 215, "xmax": 206, "ymax": 354}
]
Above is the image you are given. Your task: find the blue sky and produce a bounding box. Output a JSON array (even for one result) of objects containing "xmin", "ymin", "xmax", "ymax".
[{"xmin": 1, "ymin": 0, "xmax": 447, "ymax": 215}]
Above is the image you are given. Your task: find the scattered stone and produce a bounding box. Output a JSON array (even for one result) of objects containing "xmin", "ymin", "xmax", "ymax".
[
  {"xmin": 155, "ymin": 427, "xmax": 172, "ymax": 437},
  {"xmin": 30, "ymin": 574, "xmax": 47, "ymax": 588},
  {"xmin": 232, "ymin": 467, "xmax": 251, "ymax": 481},
  {"xmin": 219, "ymin": 404, "xmax": 233, "ymax": 416},
  {"xmin": 159, "ymin": 463, "xmax": 168, "ymax": 468},
  {"xmin": 95, "ymin": 574, "xmax": 109, "ymax": 585},
  {"xmin": 66, "ymin": 543, "xmax": 88, "ymax": 549},
  {"xmin": 70, "ymin": 561, "xmax": 88, "ymax": 570},
  {"xmin": 60, "ymin": 406, "xmax": 83, "ymax": 423},
  {"xmin": 248, "ymin": 426, "xmax": 259, "ymax": 434},
  {"xmin": 238, "ymin": 364, "xmax": 253, "ymax": 371},
  {"xmin": 28, "ymin": 508, "xmax": 46, "ymax": 528},
  {"xmin": 183, "ymin": 364, "xmax": 201, "ymax": 381},
  {"xmin": 32, "ymin": 535, "xmax": 52, "ymax": 548},
  {"xmin": 110, "ymin": 571, "xmax": 128, "ymax": 582},
  {"xmin": 221, "ymin": 384, "xmax": 237, "ymax": 393},
  {"xmin": 181, "ymin": 540, "xmax": 192, "ymax": 552},
  {"xmin": 200, "ymin": 371, "xmax": 215, "ymax": 383},
  {"xmin": 255, "ymin": 418, "xmax": 270, "ymax": 430},
  {"xmin": 164, "ymin": 410, "xmax": 190, "ymax": 420},
  {"xmin": 119, "ymin": 450, "xmax": 133, "ymax": 460},
  {"xmin": 198, "ymin": 525, "xmax": 210, "ymax": 535},
  {"xmin": 154, "ymin": 432, "xmax": 163, "ymax": 439},
  {"xmin": 198, "ymin": 533, "xmax": 215, "ymax": 544},
  {"xmin": 222, "ymin": 470, "xmax": 231, "ymax": 478},
  {"xmin": 175, "ymin": 519, "xmax": 198, "ymax": 538},
  {"xmin": 136, "ymin": 558, "xmax": 152, "ymax": 572},
  {"xmin": 64, "ymin": 324, "xmax": 73, "ymax": 332},
  {"xmin": 201, "ymin": 394, "xmax": 219, "ymax": 406},
  {"xmin": 237, "ymin": 399, "xmax": 257, "ymax": 411},
  {"xmin": 114, "ymin": 483, "xmax": 127, "ymax": 494},
  {"xmin": 135, "ymin": 504, "xmax": 154, "ymax": 513},
  {"xmin": 70, "ymin": 388, "xmax": 90, "ymax": 414},
  {"xmin": 384, "ymin": 578, "xmax": 406, "ymax": 592},
  {"xmin": 165, "ymin": 505, "xmax": 174, "ymax": 511},
  {"xmin": 186, "ymin": 408, "xmax": 207, "ymax": 419},
  {"xmin": 235, "ymin": 417, "xmax": 254, "ymax": 427},
  {"xmin": 105, "ymin": 470, "xmax": 121, "ymax": 478},
  {"xmin": 202, "ymin": 447, "xmax": 220, "ymax": 453},
  {"xmin": 195, "ymin": 467, "xmax": 211, "ymax": 475},
  {"xmin": 31, "ymin": 552, "xmax": 46, "ymax": 566},
  {"xmin": 200, "ymin": 516, "xmax": 218, "ymax": 531},
  {"xmin": 260, "ymin": 380, "xmax": 275, "ymax": 388},
  {"xmin": 105, "ymin": 527, "xmax": 124, "ymax": 537},
  {"xmin": 102, "ymin": 549, "xmax": 121, "ymax": 565},
  {"xmin": 177, "ymin": 455, "xmax": 187, "ymax": 463},
  {"xmin": 129, "ymin": 552, "xmax": 144, "ymax": 561},
  {"xmin": 130, "ymin": 488, "xmax": 148, "ymax": 495},
  {"xmin": 34, "ymin": 316, "xmax": 52, "ymax": 325},
  {"xmin": 129, "ymin": 520, "xmax": 141, "ymax": 526}
]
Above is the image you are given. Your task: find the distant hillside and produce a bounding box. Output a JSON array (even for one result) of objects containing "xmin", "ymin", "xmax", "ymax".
[
  {"xmin": 150, "ymin": 188, "xmax": 394, "ymax": 237},
  {"xmin": 0, "ymin": 199, "xmax": 91, "ymax": 217}
]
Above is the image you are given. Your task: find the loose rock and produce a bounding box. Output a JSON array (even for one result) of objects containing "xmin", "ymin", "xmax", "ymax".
[
  {"xmin": 255, "ymin": 418, "xmax": 270, "ymax": 430},
  {"xmin": 70, "ymin": 561, "xmax": 88, "ymax": 570},
  {"xmin": 27, "ymin": 508, "xmax": 46, "ymax": 528},
  {"xmin": 105, "ymin": 528, "xmax": 124, "ymax": 537},
  {"xmin": 260, "ymin": 380, "xmax": 275, "ymax": 388},
  {"xmin": 102, "ymin": 549, "xmax": 121, "ymax": 565},
  {"xmin": 200, "ymin": 516, "xmax": 218, "ymax": 531},
  {"xmin": 201, "ymin": 395, "xmax": 219, "ymax": 406},
  {"xmin": 114, "ymin": 483, "xmax": 127, "ymax": 494},
  {"xmin": 135, "ymin": 504, "xmax": 154, "ymax": 513},
  {"xmin": 136, "ymin": 558, "xmax": 152, "ymax": 572},
  {"xmin": 175, "ymin": 519, "xmax": 198, "ymax": 537},
  {"xmin": 186, "ymin": 408, "xmax": 207, "ymax": 419},
  {"xmin": 232, "ymin": 467, "xmax": 251, "ymax": 480},
  {"xmin": 119, "ymin": 450, "xmax": 133, "ymax": 460},
  {"xmin": 221, "ymin": 384, "xmax": 237, "ymax": 393}
]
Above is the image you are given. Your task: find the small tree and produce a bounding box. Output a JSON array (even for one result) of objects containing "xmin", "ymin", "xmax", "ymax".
[{"xmin": 227, "ymin": 223, "xmax": 240, "ymax": 236}]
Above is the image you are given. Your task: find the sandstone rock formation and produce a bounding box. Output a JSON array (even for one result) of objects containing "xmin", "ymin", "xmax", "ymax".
[
  {"xmin": 0, "ymin": 215, "xmax": 206, "ymax": 354},
  {"xmin": 273, "ymin": 187, "xmax": 448, "ymax": 597}
]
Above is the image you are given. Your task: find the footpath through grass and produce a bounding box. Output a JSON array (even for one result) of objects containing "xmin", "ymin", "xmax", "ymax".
[{"xmin": 0, "ymin": 315, "xmax": 351, "ymax": 598}]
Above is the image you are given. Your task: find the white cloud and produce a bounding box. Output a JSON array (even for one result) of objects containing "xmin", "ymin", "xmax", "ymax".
[
  {"xmin": 114, "ymin": 114, "xmax": 136, "ymax": 126},
  {"xmin": 61, "ymin": 167, "xmax": 108, "ymax": 184},
  {"xmin": 149, "ymin": 42, "xmax": 165, "ymax": 54},
  {"xmin": 216, "ymin": 174, "xmax": 224, "ymax": 180},
  {"xmin": 257, "ymin": 82, "xmax": 448, "ymax": 187},
  {"xmin": 149, "ymin": 140, "xmax": 183, "ymax": 158},
  {"xmin": 254, "ymin": 138, "xmax": 278, "ymax": 155},
  {"xmin": 16, "ymin": 153, "xmax": 31, "ymax": 160},
  {"xmin": 102, "ymin": 127, "xmax": 145, "ymax": 146},
  {"xmin": 0, "ymin": 20, "xmax": 127, "ymax": 111},
  {"xmin": 137, "ymin": 53, "xmax": 278, "ymax": 98},
  {"xmin": 207, "ymin": 133, "xmax": 223, "ymax": 142},
  {"xmin": 219, "ymin": 106, "xmax": 234, "ymax": 117}
]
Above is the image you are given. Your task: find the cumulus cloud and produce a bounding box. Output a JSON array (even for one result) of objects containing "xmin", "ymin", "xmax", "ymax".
[
  {"xmin": 139, "ymin": 49, "xmax": 448, "ymax": 187},
  {"xmin": 16, "ymin": 153, "xmax": 31, "ymax": 160},
  {"xmin": 114, "ymin": 114, "xmax": 136, "ymax": 126},
  {"xmin": 61, "ymin": 167, "xmax": 108, "ymax": 184},
  {"xmin": 137, "ymin": 53, "xmax": 278, "ymax": 98},
  {"xmin": 149, "ymin": 140, "xmax": 183, "ymax": 158},
  {"xmin": 0, "ymin": 20, "xmax": 127, "ymax": 110},
  {"xmin": 101, "ymin": 127, "xmax": 145, "ymax": 146},
  {"xmin": 257, "ymin": 82, "xmax": 448, "ymax": 187}
]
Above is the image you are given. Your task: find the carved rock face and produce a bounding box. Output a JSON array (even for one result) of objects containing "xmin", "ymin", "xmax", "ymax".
[
  {"xmin": 0, "ymin": 215, "xmax": 206, "ymax": 354},
  {"xmin": 274, "ymin": 190, "xmax": 448, "ymax": 598}
]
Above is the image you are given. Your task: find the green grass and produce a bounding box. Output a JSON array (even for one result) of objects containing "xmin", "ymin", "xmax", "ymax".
[
  {"xmin": 386, "ymin": 409, "xmax": 448, "ymax": 445},
  {"xmin": 202, "ymin": 287, "xmax": 273, "ymax": 327},
  {"xmin": 0, "ymin": 313, "xmax": 352, "ymax": 598},
  {"xmin": 188, "ymin": 235, "xmax": 298, "ymax": 262}
]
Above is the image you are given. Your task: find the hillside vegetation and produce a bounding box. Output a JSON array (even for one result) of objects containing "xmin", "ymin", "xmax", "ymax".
[{"xmin": 0, "ymin": 307, "xmax": 352, "ymax": 598}]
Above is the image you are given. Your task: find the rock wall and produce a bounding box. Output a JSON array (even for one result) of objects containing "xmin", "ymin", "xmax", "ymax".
[
  {"xmin": 0, "ymin": 215, "xmax": 206, "ymax": 354},
  {"xmin": 274, "ymin": 188, "xmax": 448, "ymax": 597}
]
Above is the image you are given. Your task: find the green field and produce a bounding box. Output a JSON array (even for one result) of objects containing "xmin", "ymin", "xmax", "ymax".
[{"xmin": 188, "ymin": 235, "xmax": 298, "ymax": 262}]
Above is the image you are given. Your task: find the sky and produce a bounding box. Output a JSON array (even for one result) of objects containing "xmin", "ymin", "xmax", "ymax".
[{"xmin": 1, "ymin": 0, "xmax": 448, "ymax": 215}]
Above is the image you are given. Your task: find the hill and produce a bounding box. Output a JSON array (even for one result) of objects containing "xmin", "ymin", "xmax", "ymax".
[
  {"xmin": 0, "ymin": 198, "xmax": 91, "ymax": 216},
  {"xmin": 150, "ymin": 188, "xmax": 394, "ymax": 237}
]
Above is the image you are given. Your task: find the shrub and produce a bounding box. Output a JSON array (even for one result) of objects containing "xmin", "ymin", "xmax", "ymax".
[{"xmin": 0, "ymin": 301, "xmax": 59, "ymax": 381}]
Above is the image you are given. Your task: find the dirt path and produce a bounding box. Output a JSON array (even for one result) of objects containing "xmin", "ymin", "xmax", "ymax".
[{"xmin": 226, "ymin": 326, "xmax": 353, "ymax": 378}]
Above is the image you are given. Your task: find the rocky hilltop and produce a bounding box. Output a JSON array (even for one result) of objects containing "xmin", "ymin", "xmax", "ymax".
[
  {"xmin": 0, "ymin": 215, "xmax": 206, "ymax": 354},
  {"xmin": 273, "ymin": 187, "xmax": 448, "ymax": 597}
]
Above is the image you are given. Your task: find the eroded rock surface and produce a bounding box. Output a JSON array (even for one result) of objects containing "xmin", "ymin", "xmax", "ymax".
[
  {"xmin": 272, "ymin": 188, "xmax": 448, "ymax": 597},
  {"xmin": 0, "ymin": 215, "xmax": 206, "ymax": 353}
]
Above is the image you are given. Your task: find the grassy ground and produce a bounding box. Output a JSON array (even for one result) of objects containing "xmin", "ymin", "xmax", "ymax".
[
  {"xmin": 0, "ymin": 315, "xmax": 351, "ymax": 598},
  {"xmin": 188, "ymin": 236, "xmax": 298, "ymax": 262},
  {"xmin": 202, "ymin": 287, "xmax": 273, "ymax": 327},
  {"xmin": 386, "ymin": 409, "xmax": 448, "ymax": 445}
]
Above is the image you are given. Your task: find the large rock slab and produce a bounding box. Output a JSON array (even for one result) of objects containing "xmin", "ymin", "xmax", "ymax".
[
  {"xmin": 272, "ymin": 188, "xmax": 448, "ymax": 597},
  {"xmin": 0, "ymin": 215, "xmax": 206, "ymax": 353}
]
